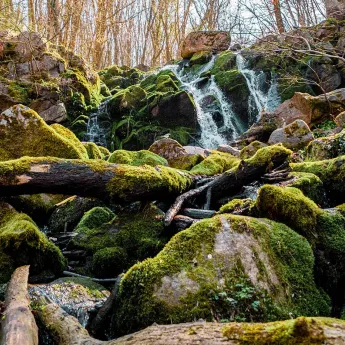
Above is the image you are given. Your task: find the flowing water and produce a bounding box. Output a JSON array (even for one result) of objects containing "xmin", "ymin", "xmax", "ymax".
[
  {"xmin": 162, "ymin": 56, "xmax": 245, "ymax": 148},
  {"xmin": 84, "ymin": 100, "xmax": 109, "ymax": 146},
  {"xmin": 236, "ymin": 54, "xmax": 281, "ymax": 123}
]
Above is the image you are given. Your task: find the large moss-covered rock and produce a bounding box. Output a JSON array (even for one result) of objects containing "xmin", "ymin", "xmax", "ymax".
[
  {"xmin": 240, "ymin": 141, "xmax": 267, "ymax": 160},
  {"xmin": 0, "ymin": 202, "xmax": 66, "ymax": 283},
  {"xmin": 69, "ymin": 204, "xmax": 167, "ymax": 278},
  {"xmin": 111, "ymin": 214, "xmax": 330, "ymax": 335},
  {"xmin": 108, "ymin": 150, "xmax": 168, "ymax": 166},
  {"xmin": 0, "ymin": 105, "xmax": 87, "ymax": 161},
  {"xmin": 256, "ymin": 185, "xmax": 345, "ymax": 307}
]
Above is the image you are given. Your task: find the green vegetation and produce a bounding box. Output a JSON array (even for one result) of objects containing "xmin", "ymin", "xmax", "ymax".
[{"xmin": 108, "ymin": 150, "xmax": 168, "ymax": 166}]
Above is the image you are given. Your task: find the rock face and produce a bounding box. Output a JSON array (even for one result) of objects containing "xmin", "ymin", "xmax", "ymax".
[
  {"xmin": 181, "ymin": 31, "xmax": 230, "ymax": 59},
  {"xmin": 268, "ymin": 120, "xmax": 314, "ymax": 150},
  {"xmin": 326, "ymin": 0, "xmax": 345, "ymax": 20},
  {"xmin": 112, "ymin": 214, "xmax": 330, "ymax": 336},
  {"xmin": 0, "ymin": 30, "xmax": 101, "ymax": 127}
]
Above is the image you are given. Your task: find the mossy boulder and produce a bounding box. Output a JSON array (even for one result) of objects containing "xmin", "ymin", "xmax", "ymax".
[
  {"xmin": 69, "ymin": 204, "xmax": 167, "ymax": 278},
  {"xmin": 240, "ymin": 141, "xmax": 267, "ymax": 160},
  {"xmin": 306, "ymin": 129, "xmax": 345, "ymax": 160},
  {"xmin": 0, "ymin": 202, "xmax": 66, "ymax": 283},
  {"xmin": 82, "ymin": 142, "xmax": 104, "ymax": 159},
  {"xmin": 111, "ymin": 214, "xmax": 330, "ymax": 335},
  {"xmin": 292, "ymin": 155, "xmax": 345, "ymax": 205},
  {"xmin": 189, "ymin": 51, "xmax": 213, "ymax": 66},
  {"xmin": 190, "ymin": 151, "xmax": 239, "ymax": 175},
  {"xmin": 218, "ymin": 198, "xmax": 255, "ymax": 214},
  {"xmin": 108, "ymin": 150, "xmax": 168, "ymax": 166},
  {"xmin": 47, "ymin": 196, "xmax": 104, "ymax": 233},
  {"xmin": 149, "ymin": 138, "xmax": 204, "ymax": 170},
  {"xmin": 0, "ymin": 105, "xmax": 86, "ymax": 161},
  {"xmin": 256, "ymin": 185, "xmax": 345, "ymax": 307}
]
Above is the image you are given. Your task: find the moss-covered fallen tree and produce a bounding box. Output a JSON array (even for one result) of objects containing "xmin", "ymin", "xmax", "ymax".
[{"xmin": 0, "ymin": 145, "xmax": 291, "ymax": 204}]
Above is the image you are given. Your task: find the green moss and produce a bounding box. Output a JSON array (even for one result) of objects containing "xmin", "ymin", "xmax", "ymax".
[
  {"xmin": 222, "ymin": 317, "xmax": 334, "ymax": 344},
  {"xmin": 51, "ymin": 123, "xmax": 89, "ymax": 159},
  {"xmin": 169, "ymin": 154, "xmax": 204, "ymax": 170},
  {"xmin": 0, "ymin": 105, "xmax": 86, "ymax": 161},
  {"xmin": 112, "ymin": 214, "xmax": 329, "ymax": 336},
  {"xmin": 62, "ymin": 69, "xmax": 101, "ymax": 107},
  {"xmin": 70, "ymin": 203, "xmax": 167, "ymax": 277},
  {"xmin": 97, "ymin": 146, "xmax": 110, "ymax": 157},
  {"xmin": 92, "ymin": 247, "xmax": 127, "ymax": 278},
  {"xmin": 189, "ymin": 51, "xmax": 213, "ymax": 66},
  {"xmin": 82, "ymin": 142, "xmax": 104, "ymax": 159},
  {"xmin": 0, "ymin": 202, "xmax": 66, "ymax": 283},
  {"xmin": 156, "ymin": 75, "xmax": 180, "ymax": 93},
  {"xmin": 240, "ymin": 141, "xmax": 267, "ymax": 160},
  {"xmin": 246, "ymin": 145, "xmax": 292, "ymax": 166},
  {"xmin": 7, "ymin": 80, "xmax": 31, "ymax": 103},
  {"xmin": 288, "ymin": 172, "xmax": 325, "ymax": 205},
  {"xmin": 108, "ymin": 150, "xmax": 168, "ymax": 166},
  {"xmin": 291, "ymin": 155, "xmax": 345, "ymax": 203},
  {"xmin": 106, "ymin": 164, "xmax": 193, "ymax": 200},
  {"xmin": 218, "ymin": 198, "xmax": 254, "ymax": 214},
  {"xmin": 190, "ymin": 151, "xmax": 239, "ymax": 175},
  {"xmin": 210, "ymin": 51, "xmax": 237, "ymax": 73}
]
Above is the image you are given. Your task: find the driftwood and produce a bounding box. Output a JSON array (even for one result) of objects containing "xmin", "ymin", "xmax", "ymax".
[
  {"xmin": 0, "ymin": 157, "xmax": 194, "ymax": 202},
  {"xmin": 165, "ymin": 148, "xmax": 290, "ymax": 226},
  {"xmin": 0, "ymin": 266, "xmax": 38, "ymax": 345},
  {"xmin": 36, "ymin": 300, "xmax": 345, "ymax": 345}
]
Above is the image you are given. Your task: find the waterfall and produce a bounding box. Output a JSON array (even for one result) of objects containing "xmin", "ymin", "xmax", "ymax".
[
  {"xmin": 236, "ymin": 54, "xmax": 281, "ymax": 123},
  {"xmin": 162, "ymin": 55, "xmax": 245, "ymax": 148},
  {"xmin": 84, "ymin": 100, "xmax": 109, "ymax": 146}
]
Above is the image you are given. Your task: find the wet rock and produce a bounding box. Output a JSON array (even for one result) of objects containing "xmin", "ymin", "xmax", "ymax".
[
  {"xmin": 181, "ymin": 31, "xmax": 231, "ymax": 59},
  {"xmin": 29, "ymin": 277, "xmax": 109, "ymax": 327},
  {"xmin": 268, "ymin": 120, "xmax": 314, "ymax": 150}
]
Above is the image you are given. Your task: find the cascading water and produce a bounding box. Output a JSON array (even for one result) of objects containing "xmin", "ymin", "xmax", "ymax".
[
  {"xmin": 236, "ymin": 54, "xmax": 281, "ymax": 123},
  {"xmin": 84, "ymin": 100, "xmax": 109, "ymax": 146},
  {"xmin": 162, "ymin": 55, "xmax": 245, "ymax": 148}
]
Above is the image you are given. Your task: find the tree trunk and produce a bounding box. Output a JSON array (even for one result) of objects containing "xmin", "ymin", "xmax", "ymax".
[
  {"xmin": 0, "ymin": 266, "xmax": 38, "ymax": 345},
  {"xmin": 272, "ymin": 0, "xmax": 285, "ymax": 33},
  {"xmin": 0, "ymin": 157, "xmax": 194, "ymax": 203},
  {"xmin": 36, "ymin": 300, "xmax": 345, "ymax": 345}
]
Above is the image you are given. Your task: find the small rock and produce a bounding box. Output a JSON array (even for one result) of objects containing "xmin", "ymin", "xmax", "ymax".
[
  {"xmin": 268, "ymin": 120, "xmax": 314, "ymax": 150},
  {"xmin": 217, "ymin": 144, "xmax": 240, "ymax": 157}
]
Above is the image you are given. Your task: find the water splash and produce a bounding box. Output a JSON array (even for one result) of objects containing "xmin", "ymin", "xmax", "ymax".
[
  {"xmin": 84, "ymin": 100, "xmax": 109, "ymax": 146},
  {"xmin": 236, "ymin": 54, "xmax": 281, "ymax": 123},
  {"xmin": 162, "ymin": 56, "xmax": 245, "ymax": 148}
]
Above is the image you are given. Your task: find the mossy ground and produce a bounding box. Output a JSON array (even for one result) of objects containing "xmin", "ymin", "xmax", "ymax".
[{"xmin": 108, "ymin": 150, "xmax": 168, "ymax": 166}]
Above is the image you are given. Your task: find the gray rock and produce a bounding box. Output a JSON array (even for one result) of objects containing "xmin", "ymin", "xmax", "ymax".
[
  {"xmin": 268, "ymin": 119, "xmax": 314, "ymax": 150},
  {"xmin": 30, "ymin": 100, "xmax": 67, "ymax": 123},
  {"xmin": 217, "ymin": 144, "xmax": 240, "ymax": 157}
]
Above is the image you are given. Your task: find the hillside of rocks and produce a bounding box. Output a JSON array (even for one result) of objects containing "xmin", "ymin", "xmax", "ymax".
[{"xmin": 2, "ymin": 15, "xmax": 345, "ymax": 345}]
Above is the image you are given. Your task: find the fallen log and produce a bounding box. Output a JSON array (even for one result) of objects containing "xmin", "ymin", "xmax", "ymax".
[
  {"xmin": 36, "ymin": 300, "xmax": 345, "ymax": 345},
  {"xmin": 0, "ymin": 157, "xmax": 194, "ymax": 202},
  {"xmin": 165, "ymin": 145, "xmax": 291, "ymax": 225},
  {"xmin": 0, "ymin": 266, "xmax": 38, "ymax": 345}
]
